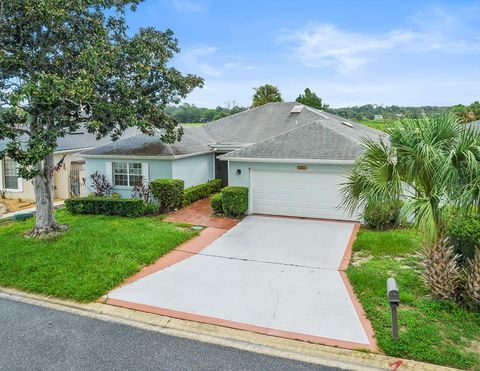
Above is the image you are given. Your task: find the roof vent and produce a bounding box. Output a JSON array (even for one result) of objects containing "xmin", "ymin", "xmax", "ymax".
[
  {"xmin": 290, "ymin": 105, "xmax": 304, "ymax": 114},
  {"xmin": 341, "ymin": 121, "xmax": 353, "ymax": 128}
]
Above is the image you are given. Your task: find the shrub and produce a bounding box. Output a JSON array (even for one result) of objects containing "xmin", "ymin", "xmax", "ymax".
[
  {"xmin": 89, "ymin": 171, "xmax": 112, "ymax": 197},
  {"xmin": 150, "ymin": 179, "xmax": 184, "ymax": 212},
  {"xmin": 183, "ymin": 179, "xmax": 222, "ymax": 206},
  {"xmin": 211, "ymin": 193, "xmax": 223, "ymax": 214},
  {"xmin": 142, "ymin": 202, "xmax": 160, "ymax": 215},
  {"xmin": 131, "ymin": 177, "xmax": 151, "ymax": 203},
  {"xmin": 110, "ymin": 192, "xmax": 122, "ymax": 199},
  {"xmin": 363, "ymin": 200, "xmax": 403, "ymax": 230},
  {"xmin": 222, "ymin": 186, "xmax": 248, "ymax": 217},
  {"xmin": 65, "ymin": 197, "xmax": 145, "ymax": 217},
  {"xmin": 444, "ymin": 209, "xmax": 480, "ymax": 261}
]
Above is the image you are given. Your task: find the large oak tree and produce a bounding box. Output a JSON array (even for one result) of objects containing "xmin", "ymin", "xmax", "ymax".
[{"xmin": 0, "ymin": 0, "xmax": 203, "ymax": 236}]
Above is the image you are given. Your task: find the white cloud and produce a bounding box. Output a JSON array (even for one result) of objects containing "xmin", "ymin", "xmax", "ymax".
[
  {"xmin": 170, "ymin": 0, "xmax": 202, "ymax": 13},
  {"xmin": 177, "ymin": 47, "xmax": 257, "ymax": 78},
  {"xmin": 284, "ymin": 25, "xmax": 417, "ymax": 73},
  {"xmin": 177, "ymin": 46, "xmax": 222, "ymax": 77},
  {"xmin": 282, "ymin": 10, "xmax": 480, "ymax": 74}
]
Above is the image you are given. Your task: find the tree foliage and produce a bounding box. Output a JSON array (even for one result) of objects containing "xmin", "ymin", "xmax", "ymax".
[
  {"xmin": 251, "ymin": 84, "xmax": 282, "ymax": 107},
  {"xmin": 295, "ymin": 88, "xmax": 328, "ymax": 110},
  {"xmin": 341, "ymin": 114, "xmax": 480, "ymax": 242},
  {"xmin": 165, "ymin": 102, "xmax": 247, "ymax": 123},
  {"xmin": 0, "ymin": 0, "xmax": 203, "ymax": 234}
]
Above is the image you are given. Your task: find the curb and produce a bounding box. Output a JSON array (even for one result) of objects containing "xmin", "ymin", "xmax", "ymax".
[{"xmin": 0, "ymin": 288, "xmax": 458, "ymax": 371}]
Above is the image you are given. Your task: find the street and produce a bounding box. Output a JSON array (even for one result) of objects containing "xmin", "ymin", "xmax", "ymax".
[{"xmin": 0, "ymin": 297, "xmax": 343, "ymax": 371}]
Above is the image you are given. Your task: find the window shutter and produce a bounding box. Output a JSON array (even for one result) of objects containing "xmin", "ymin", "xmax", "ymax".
[
  {"xmin": 142, "ymin": 163, "xmax": 149, "ymax": 182},
  {"xmin": 105, "ymin": 162, "xmax": 113, "ymax": 185}
]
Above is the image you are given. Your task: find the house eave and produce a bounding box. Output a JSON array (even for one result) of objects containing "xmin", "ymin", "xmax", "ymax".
[
  {"xmin": 81, "ymin": 150, "xmax": 213, "ymax": 161},
  {"xmin": 217, "ymin": 156, "xmax": 355, "ymax": 165}
]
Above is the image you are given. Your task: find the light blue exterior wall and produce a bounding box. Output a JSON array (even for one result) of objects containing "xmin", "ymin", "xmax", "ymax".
[
  {"xmin": 85, "ymin": 153, "xmax": 213, "ymax": 198},
  {"xmin": 227, "ymin": 161, "xmax": 352, "ymax": 188},
  {"xmin": 226, "ymin": 161, "xmax": 353, "ymax": 215},
  {"xmin": 172, "ymin": 153, "xmax": 214, "ymax": 188}
]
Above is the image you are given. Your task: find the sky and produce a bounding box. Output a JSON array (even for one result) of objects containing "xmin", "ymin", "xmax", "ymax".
[{"xmin": 125, "ymin": 0, "xmax": 480, "ymax": 108}]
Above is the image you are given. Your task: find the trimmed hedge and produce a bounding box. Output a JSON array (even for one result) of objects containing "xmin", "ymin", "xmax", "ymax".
[
  {"xmin": 363, "ymin": 200, "xmax": 403, "ymax": 230},
  {"xmin": 150, "ymin": 179, "xmax": 184, "ymax": 212},
  {"xmin": 222, "ymin": 186, "xmax": 248, "ymax": 217},
  {"xmin": 183, "ymin": 179, "xmax": 222, "ymax": 206},
  {"xmin": 211, "ymin": 193, "xmax": 223, "ymax": 214},
  {"xmin": 65, "ymin": 197, "xmax": 145, "ymax": 217}
]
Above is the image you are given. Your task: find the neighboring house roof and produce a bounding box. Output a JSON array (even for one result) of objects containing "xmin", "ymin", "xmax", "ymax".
[
  {"xmin": 82, "ymin": 126, "xmax": 215, "ymax": 157},
  {"xmin": 0, "ymin": 125, "xmax": 140, "ymax": 153}
]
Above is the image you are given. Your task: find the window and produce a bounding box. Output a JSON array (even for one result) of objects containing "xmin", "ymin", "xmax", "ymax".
[
  {"xmin": 3, "ymin": 159, "xmax": 19, "ymax": 190},
  {"xmin": 113, "ymin": 162, "xmax": 143, "ymax": 187}
]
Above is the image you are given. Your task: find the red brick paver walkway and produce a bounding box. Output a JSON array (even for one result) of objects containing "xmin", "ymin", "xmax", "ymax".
[{"xmin": 165, "ymin": 198, "xmax": 238, "ymax": 230}]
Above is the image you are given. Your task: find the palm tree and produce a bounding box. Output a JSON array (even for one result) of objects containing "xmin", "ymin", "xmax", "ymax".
[
  {"xmin": 251, "ymin": 84, "xmax": 282, "ymax": 107},
  {"xmin": 342, "ymin": 114, "xmax": 480, "ymax": 242}
]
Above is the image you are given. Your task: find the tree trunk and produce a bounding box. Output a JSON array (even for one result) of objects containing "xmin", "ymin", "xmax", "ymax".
[{"xmin": 27, "ymin": 153, "xmax": 68, "ymax": 237}]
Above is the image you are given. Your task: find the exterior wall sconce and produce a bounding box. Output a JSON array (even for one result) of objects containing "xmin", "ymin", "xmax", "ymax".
[{"xmin": 236, "ymin": 169, "xmax": 241, "ymax": 175}]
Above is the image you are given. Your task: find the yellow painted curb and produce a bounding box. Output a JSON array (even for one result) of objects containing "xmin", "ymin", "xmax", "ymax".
[{"xmin": 0, "ymin": 287, "xmax": 458, "ymax": 371}]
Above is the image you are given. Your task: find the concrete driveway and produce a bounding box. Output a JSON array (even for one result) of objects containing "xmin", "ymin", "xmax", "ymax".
[{"xmin": 106, "ymin": 216, "xmax": 375, "ymax": 350}]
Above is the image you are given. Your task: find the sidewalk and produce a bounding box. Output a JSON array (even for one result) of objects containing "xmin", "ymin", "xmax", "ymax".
[{"xmin": 0, "ymin": 200, "xmax": 65, "ymax": 220}]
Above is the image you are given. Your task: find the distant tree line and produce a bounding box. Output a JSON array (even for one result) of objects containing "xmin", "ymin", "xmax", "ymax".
[
  {"xmin": 168, "ymin": 83, "xmax": 479, "ymax": 124},
  {"xmin": 327, "ymin": 104, "xmax": 451, "ymax": 121},
  {"xmin": 165, "ymin": 102, "xmax": 247, "ymax": 123}
]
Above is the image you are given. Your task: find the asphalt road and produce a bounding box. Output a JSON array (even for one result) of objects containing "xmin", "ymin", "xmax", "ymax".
[{"xmin": 0, "ymin": 297, "xmax": 343, "ymax": 371}]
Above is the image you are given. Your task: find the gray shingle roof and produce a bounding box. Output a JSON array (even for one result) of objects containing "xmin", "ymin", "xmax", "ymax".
[
  {"xmin": 204, "ymin": 102, "xmax": 326, "ymax": 145},
  {"xmin": 0, "ymin": 125, "xmax": 140, "ymax": 153},
  {"xmin": 219, "ymin": 119, "xmax": 386, "ymax": 161},
  {"xmin": 217, "ymin": 103, "xmax": 386, "ymax": 161},
  {"xmin": 82, "ymin": 126, "xmax": 215, "ymax": 157}
]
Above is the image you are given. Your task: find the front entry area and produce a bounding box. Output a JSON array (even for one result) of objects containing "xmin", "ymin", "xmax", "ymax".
[
  {"xmin": 250, "ymin": 169, "xmax": 355, "ymax": 220},
  {"xmin": 106, "ymin": 216, "xmax": 375, "ymax": 350}
]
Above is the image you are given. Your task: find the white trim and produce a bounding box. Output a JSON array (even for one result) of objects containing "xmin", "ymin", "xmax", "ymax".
[
  {"xmin": 220, "ymin": 157, "xmax": 355, "ymax": 165},
  {"xmin": 211, "ymin": 153, "xmax": 216, "ymax": 180},
  {"xmin": 105, "ymin": 162, "xmax": 113, "ymax": 184},
  {"xmin": 81, "ymin": 150, "xmax": 213, "ymax": 161},
  {"xmin": 227, "ymin": 160, "xmax": 230, "ymax": 185},
  {"xmin": 0, "ymin": 158, "xmax": 22, "ymax": 192},
  {"xmin": 142, "ymin": 162, "xmax": 149, "ymax": 182}
]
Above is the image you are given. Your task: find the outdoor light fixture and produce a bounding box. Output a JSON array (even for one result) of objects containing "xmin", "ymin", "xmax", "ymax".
[
  {"xmin": 387, "ymin": 277, "xmax": 400, "ymax": 340},
  {"xmin": 236, "ymin": 169, "xmax": 241, "ymax": 175}
]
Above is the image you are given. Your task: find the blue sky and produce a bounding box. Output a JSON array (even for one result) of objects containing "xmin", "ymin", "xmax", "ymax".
[{"xmin": 126, "ymin": 0, "xmax": 480, "ymax": 108}]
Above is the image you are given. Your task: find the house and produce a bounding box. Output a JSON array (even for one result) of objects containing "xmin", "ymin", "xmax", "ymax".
[
  {"xmin": 82, "ymin": 102, "xmax": 386, "ymax": 220},
  {"xmin": 0, "ymin": 126, "xmax": 138, "ymax": 200}
]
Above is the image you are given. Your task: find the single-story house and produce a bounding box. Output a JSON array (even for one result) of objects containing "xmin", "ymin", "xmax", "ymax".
[
  {"xmin": 0, "ymin": 126, "xmax": 138, "ymax": 200},
  {"xmin": 82, "ymin": 102, "xmax": 386, "ymax": 220}
]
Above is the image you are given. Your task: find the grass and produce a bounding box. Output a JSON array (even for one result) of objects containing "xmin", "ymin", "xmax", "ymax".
[
  {"xmin": 358, "ymin": 119, "xmax": 406, "ymax": 131},
  {"xmin": 347, "ymin": 228, "xmax": 480, "ymax": 370},
  {"xmin": 0, "ymin": 209, "xmax": 198, "ymax": 302}
]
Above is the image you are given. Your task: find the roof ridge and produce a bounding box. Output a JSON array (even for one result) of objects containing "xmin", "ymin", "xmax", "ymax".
[{"xmin": 221, "ymin": 120, "xmax": 321, "ymax": 157}]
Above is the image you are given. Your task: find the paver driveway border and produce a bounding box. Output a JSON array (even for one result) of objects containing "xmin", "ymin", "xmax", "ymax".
[{"xmin": 102, "ymin": 218, "xmax": 378, "ymax": 352}]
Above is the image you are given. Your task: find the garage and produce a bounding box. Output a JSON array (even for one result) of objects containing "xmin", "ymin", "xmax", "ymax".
[{"xmin": 250, "ymin": 168, "xmax": 355, "ymax": 220}]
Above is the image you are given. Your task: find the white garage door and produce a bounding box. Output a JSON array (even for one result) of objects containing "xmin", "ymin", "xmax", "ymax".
[{"xmin": 251, "ymin": 169, "xmax": 356, "ymax": 220}]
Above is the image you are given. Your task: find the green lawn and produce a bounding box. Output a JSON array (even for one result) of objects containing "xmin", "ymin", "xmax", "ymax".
[
  {"xmin": 0, "ymin": 210, "xmax": 197, "ymax": 302},
  {"xmin": 348, "ymin": 228, "xmax": 480, "ymax": 370},
  {"xmin": 358, "ymin": 119, "xmax": 388, "ymax": 131}
]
